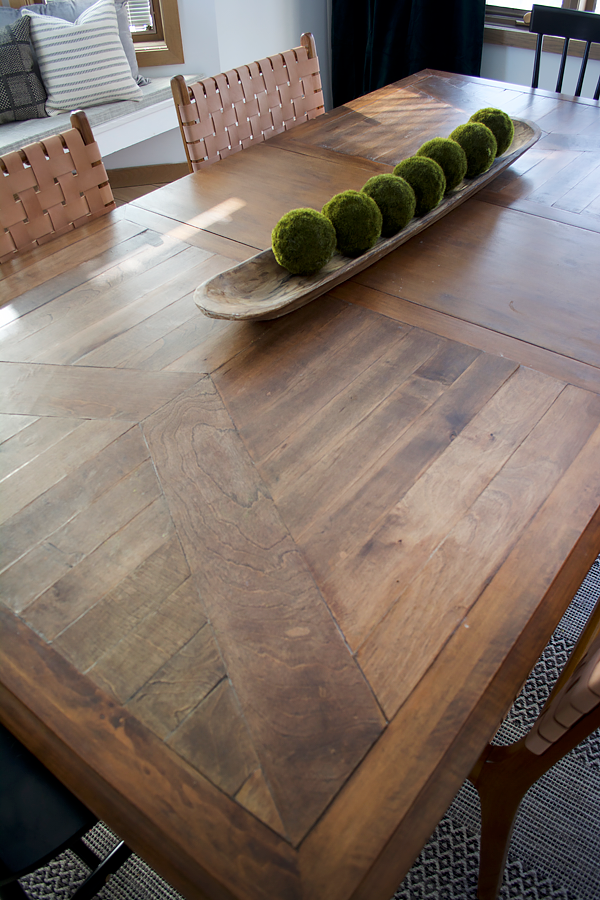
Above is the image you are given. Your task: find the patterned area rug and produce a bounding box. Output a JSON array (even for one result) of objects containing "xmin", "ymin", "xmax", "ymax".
[{"xmin": 19, "ymin": 557, "xmax": 600, "ymax": 900}]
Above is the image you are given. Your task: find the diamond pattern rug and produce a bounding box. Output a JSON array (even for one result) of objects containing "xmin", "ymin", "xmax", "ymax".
[{"xmin": 19, "ymin": 556, "xmax": 600, "ymax": 900}]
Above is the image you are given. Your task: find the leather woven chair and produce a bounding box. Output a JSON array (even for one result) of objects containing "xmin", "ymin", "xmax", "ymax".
[
  {"xmin": 171, "ymin": 33, "xmax": 325, "ymax": 173},
  {"xmin": 0, "ymin": 723, "xmax": 131, "ymax": 900},
  {"xmin": 0, "ymin": 110, "xmax": 115, "ymax": 264},
  {"xmin": 528, "ymin": 4, "xmax": 600, "ymax": 99},
  {"xmin": 469, "ymin": 595, "xmax": 600, "ymax": 900}
]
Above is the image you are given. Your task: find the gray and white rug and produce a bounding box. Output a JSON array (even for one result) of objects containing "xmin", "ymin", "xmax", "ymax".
[{"xmin": 19, "ymin": 557, "xmax": 600, "ymax": 900}]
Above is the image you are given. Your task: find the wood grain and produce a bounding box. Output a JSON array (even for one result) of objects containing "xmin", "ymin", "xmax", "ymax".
[
  {"xmin": 0, "ymin": 362, "xmax": 200, "ymax": 419},
  {"xmin": 319, "ymin": 366, "xmax": 564, "ymax": 649},
  {"xmin": 143, "ymin": 377, "xmax": 385, "ymax": 845},
  {"xmin": 131, "ymin": 143, "xmax": 390, "ymax": 251},
  {"xmin": 0, "ymin": 608, "xmax": 301, "ymax": 900},
  {"xmin": 2, "ymin": 69, "xmax": 600, "ymax": 900},
  {"xmin": 354, "ymin": 197, "xmax": 600, "ymax": 369},
  {"xmin": 298, "ymin": 349, "xmax": 517, "ymax": 589}
]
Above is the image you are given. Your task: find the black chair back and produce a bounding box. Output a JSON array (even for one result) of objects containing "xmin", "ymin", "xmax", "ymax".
[{"xmin": 529, "ymin": 4, "xmax": 600, "ymax": 99}]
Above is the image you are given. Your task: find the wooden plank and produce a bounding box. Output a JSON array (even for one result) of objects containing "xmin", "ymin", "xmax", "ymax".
[
  {"xmin": 167, "ymin": 679, "xmax": 262, "ymax": 799},
  {"xmin": 0, "ymin": 419, "xmax": 133, "ymax": 528},
  {"xmin": 143, "ymin": 378, "xmax": 385, "ymax": 846},
  {"xmin": 299, "ymin": 419, "xmax": 600, "ymax": 900},
  {"xmin": 88, "ymin": 577, "xmax": 209, "ymax": 705},
  {"xmin": 72, "ymin": 256, "xmax": 258, "ymax": 374},
  {"xmin": 0, "ymin": 240, "xmax": 203, "ymax": 364},
  {"xmin": 1, "ymin": 458, "xmax": 162, "ymax": 614},
  {"xmin": 334, "ymin": 281, "xmax": 600, "ymax": 394},
  {"xmin": 321, "ymin": 366, "xmax": 564, "ymax": 649},
  {"xmin": 0, "ymin": 362, "xmax": 201, "ymax": 420},
  {"xmin": 0, "ymin": 218, "xmax": 146, "ymax": 307},
  {"xmin": 551, "ymin": 158, "xmax": 600, "ymax": 215},
  {"xmin": 477, "ymin": 188, "xmax": 600, "ymax": 236},
  {"xmin": 0, "ymin": 609, "xmax": 301, "ymax": 900},
  {"xmin": 0, "ymin": 413, "xmax": 38, "ymax": 443},
  {"xmin": 214, "ymin": 303, "xmax": 395, "ymax": 463},
  {"xmin": 43, "ymin": 253, "xmax": 228, "ymax": 369},
  {"xmin": 235, "ymin": 768, "xmax": 287, "ymax": 835},
  {"xmin": 276, "ymin": 339, "xmax": 475, "ymax": 540},
  {"xmin": 24, "ymin": 496, "xmax": 175, "ymax": 641},
  {"xmin": 54, "ymin": 534, "xmax": 191, "ymax": 674},
  {"xmin": 0, "ymin": 416, "xmax": 81, "ymax": 481},
  {"xmin": 358, "ymin": 384, "xmax": 600, "ymax": 718},
  {"xmin": 0, "ymin": 426, "xmax": 148, "ymax": 573},
  {"xmin": 353, "ymin": 198, "xmax": 600, "ymax": 368},
  {"xmin": 126, "ymin": 623, "xmax": 226, "ymax": 740},
  {"xmin": 300, "ymin": 351, "xmax": 516, "ymax": 587},
  {"xmin": 117, "ymin": 205, "xmax": 259, "ymax": 261},
  {"xmin": 258, "ymin": 326, "xmax": 441, "ymax": 500},
  {"xmin": 130, "ymin": 143, "xmax": 390, "ymax": 251}
]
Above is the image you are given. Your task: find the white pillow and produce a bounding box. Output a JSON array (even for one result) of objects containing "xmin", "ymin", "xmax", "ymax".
[{"xmin": 24, "ymin": 0, "xmax": 142, "ymax": 114}]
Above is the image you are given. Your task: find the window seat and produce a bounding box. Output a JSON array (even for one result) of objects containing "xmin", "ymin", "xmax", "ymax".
[{"xmin": 0, "ymin": 74, "xmax": 201, "ymax": 158}]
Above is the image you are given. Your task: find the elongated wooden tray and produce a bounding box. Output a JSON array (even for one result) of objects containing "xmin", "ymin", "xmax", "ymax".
[{"xmin": 194, "ymin": 119, "xmax": 541, "ymax": 321}]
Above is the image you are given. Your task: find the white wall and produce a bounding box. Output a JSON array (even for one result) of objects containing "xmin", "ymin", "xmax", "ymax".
[
  {"xmin": 104, "ymin": 0, "xmax": 331, "ymax": 168},
  {"xmin": 481, "ymin": 40, "xmax": 600, "ymax": 97}
]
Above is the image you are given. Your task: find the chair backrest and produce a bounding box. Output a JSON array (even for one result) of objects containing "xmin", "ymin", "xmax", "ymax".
[
  {"xmin": 525, "ymin": 627, "xmax": 600, "ymax": 755},
  {"xmin": 0, "ymin": 110, "xmax": 115, "ymax": 264},
  {"xmin": 529, "ymin": 4, "xmax": 600, "ymax": 99},
  {"xmin": 171, "ymin": 33, "xmax": 325, "ymax": 173}
]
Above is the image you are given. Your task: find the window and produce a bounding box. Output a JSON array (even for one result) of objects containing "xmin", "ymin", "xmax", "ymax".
[
  {"xmin": 484, "ymin": 0, "xmax": 599, "ymax": 54},
  {"xmin": 127, "ymin": 0, "xmax": 184, "ymax": 67},
  {"xmin": 126, "ymin": 0, "xmax": 156, "ymax": 35}
]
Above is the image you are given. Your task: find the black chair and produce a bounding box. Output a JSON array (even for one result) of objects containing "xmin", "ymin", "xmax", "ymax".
[
  {"xmin": 529, "ymin": 4, "xmax": 600, "ymax": 99},
  {"xmin": 0, "ymin": 723, "xmax": 132, "ymax": 900}
]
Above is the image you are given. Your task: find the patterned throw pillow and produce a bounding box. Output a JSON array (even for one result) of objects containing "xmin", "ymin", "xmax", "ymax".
[
  {"xmin": 0, "ymin": 15, "xmax": 47, "ymax": 125},
  {"xmin": 24, "ymin": 0, "xmax": 142, "ymax": 114},
  {"xmin": 40, "ymin": 0, "xmax": 150, "ymax": 85}
]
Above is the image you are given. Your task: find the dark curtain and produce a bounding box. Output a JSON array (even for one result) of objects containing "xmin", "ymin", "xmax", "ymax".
[{"xmin": 331, "ymin": 0, "xmax": 485, "ymax": 107}]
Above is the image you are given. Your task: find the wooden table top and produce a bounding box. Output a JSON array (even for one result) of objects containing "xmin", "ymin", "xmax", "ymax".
[{"xmin": 2, "ymin": 70, "xmax": 600, "ymax": 900}]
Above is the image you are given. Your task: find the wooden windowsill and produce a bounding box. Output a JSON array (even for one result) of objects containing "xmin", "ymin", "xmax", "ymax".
[
  {"xmin": 135, "ymin": 0, "xmax": 184, "ymax": 67},
  {"xmin": 484, "ymin": 23, "xmax": 600, "ymax": 59}
]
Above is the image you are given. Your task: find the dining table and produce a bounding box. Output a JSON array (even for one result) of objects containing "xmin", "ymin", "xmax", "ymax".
[{"xmin": 2, "ymin": 68, "xmax": 600, "ymax": 900}]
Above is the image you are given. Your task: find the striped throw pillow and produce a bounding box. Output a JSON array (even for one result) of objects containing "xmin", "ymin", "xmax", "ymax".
[{"xmin": 24, "ymin": 0, "xmax": 142, "ymax": 114}]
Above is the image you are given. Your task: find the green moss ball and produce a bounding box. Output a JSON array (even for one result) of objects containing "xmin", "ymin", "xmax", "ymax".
[
  {"xmin": 271, "ymin": 208, "xmax": 336, "ymax": 275},
  {"xmin": 449, "ymin": 122, "xmax": 497, "ymax": 178},
  {"xmin": 469, "ymin": 107, "xmax": 514, "ymax": 157},
  {"xmin": 392, "ymin": 156, "xmax": 446, "ymax": 217},
  {"xmin": 415, "ymin": 137, "xmax": 468, "ymax": 192},
  {"xmin": 361, "ymin": 174, "xmax": 416, "ymax": 237},
  {"xmin": 322, "ymin": 190, "xmax": 383, "ymax": 257}
]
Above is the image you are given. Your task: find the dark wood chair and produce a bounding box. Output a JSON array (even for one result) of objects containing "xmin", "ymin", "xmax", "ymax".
[
  {"xmin": 528, "ymin": 4, "xmax": 600, "ymax": 99},
  {"xmin": 0, "ymin": 110, "xmax": 115, "ymax": 264},
  {"xmin": 171, "ymin": 33, "xmax": 325, "ymax": 173},
  {"xmin": 0, "ymin": 723, "xmax": 131, "ymax": 900},
  {"xmin": 469, "ymin": 596, "xmax": 600, "ymax": 900}
]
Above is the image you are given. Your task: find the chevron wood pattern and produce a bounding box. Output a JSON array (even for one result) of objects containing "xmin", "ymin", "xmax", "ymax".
[{"xmin": 2, "ymin": 70, "xmax": 600, "ymax": 900}]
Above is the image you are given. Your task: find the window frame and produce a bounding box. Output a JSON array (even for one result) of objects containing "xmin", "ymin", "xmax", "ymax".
[
  {"xmin": 484, "ymin": 0, "xmax": 600, "ymax": 61},
  {"xmin": 132, "ymin": 0, "xmax": 184, "ymax": 67}
]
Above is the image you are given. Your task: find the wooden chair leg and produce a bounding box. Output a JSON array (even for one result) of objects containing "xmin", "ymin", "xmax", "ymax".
[{"xmin": 470, "ymin": 701, "xmax": 600, "ymax": 899}]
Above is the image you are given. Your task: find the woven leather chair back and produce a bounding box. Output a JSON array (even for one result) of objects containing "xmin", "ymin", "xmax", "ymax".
[
  {"xmin": 0, "ymin": 111, "xmax": 115, "ymax": 264},
  {"xmin": 171, "ymin": 33, "xmax": 325, "ymax": 173},
  {"xmin": 525, "ymin": 629, "xmax": 600, "ymax": 755}
]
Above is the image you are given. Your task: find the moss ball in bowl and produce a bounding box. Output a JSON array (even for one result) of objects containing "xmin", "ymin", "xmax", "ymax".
[
  {"xmin": 469, "ymin": 107, "xmax": 514, "ymax": 157},
  {"xmin": 271, "ymin": 208, "xmax": 337, "ymax": 276},
  {"xmin": 415, "ymin": 137, "xmax": 467, "ymax": 192},
  {"xmin": 361, "ymin": 173, "xmax": 416, "ymax": 237},
  {"xmin": 392, "ymin": 156, "xmax": 446, "ymax": 217},
  {"xmin": 449, "ymin": 122, "xmax": 497, "ymax": 178},
  {"xmin": 322, "ymin": 189, "xmax": 383, "ymax": 257}
]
